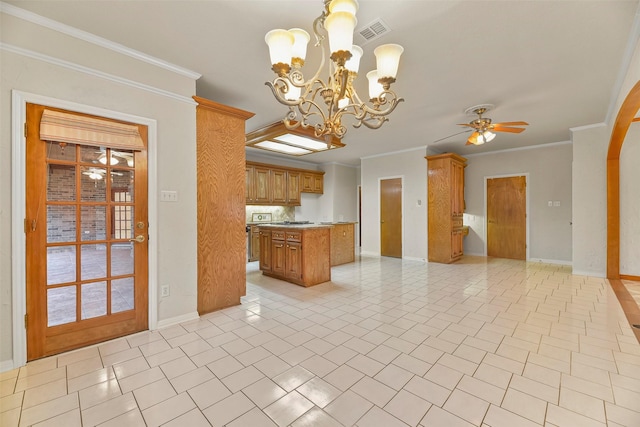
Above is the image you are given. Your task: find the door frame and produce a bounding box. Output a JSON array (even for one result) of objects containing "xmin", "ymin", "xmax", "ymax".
[
  {"xmin": 483, "ymin": 173, "xmax": 530, "ymax": 260},
  {"xmin": 11, "ymin": 90, "xmax": 159, "ymax": 368},
  {"xmin": 378, "ymin": 175, "xmax": 404, "ymax": 257}
]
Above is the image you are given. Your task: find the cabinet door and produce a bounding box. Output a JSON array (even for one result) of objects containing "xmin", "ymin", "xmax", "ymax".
[
  {"xmin": 259, "ymin": 231, "xmax": 272, "ymax": 272},
  {"xmin": 245, "ymin": 166, "xmax": 255, "ymax": 203},
  {"xmin": 451, "ymin": 229, "xmax": 463, "ymax": 259},
  {"xmin": 254, "ymin": 167, "xmax": 271, "ymax": 203},
  {"xmin": 313, "ymin": 174, "xmax": 323, "ymax": 193},
  {"xmin": 451, "ymin": 161, "xmax": 464, "ymax": 215},
  {"xmin": 287, "ymin": 171, "xmax": 301, "ymax": 205},
  {"xmin": 286, "ymin": 241, "xmax": 302, "ymax": 281},
  {"xmin": 250, "ymin": 227, "xmax": 260, "ymax": 262},
  {"xmin": 271, "ymin": 169, "xmax": 287, "ymax": 204},
  {"xmin": 302, "ymin": 173, "xmax": 315, "ymax": 192},
  {"xmin": 271, "ymin": 239, "xmax": 286, "ymax": 275}
]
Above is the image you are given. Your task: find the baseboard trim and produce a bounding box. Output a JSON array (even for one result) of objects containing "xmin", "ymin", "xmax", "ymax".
[
  {"xmin": 359, "ymin": 251, "xmax": 378, "ymax": 257},
  {"xmin": 572, "ymin": 269, "xmax": 606, "ymax": 278},
  {"xmin": 0, "ymin": 359, "xmax": 15, "ymax": 373},
  {"xmin": 529, "ymin": 258, "xmax": 572, "ymax": 266},
  {"xmin": 403, "ymin": 256, "xmax": 426, "ymax": 262},
  {"xmin": 155, "ymin": 311, "xmax": 200, "ymax": 330},
  {"xmin": 620, "ymin": 274, "xmax": 640, "ymax": 281}
]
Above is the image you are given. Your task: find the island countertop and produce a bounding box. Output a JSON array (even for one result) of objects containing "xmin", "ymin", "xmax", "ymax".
[{"xmin": 256, "ymin": 223, "xmax": 333, "ymax": 230}]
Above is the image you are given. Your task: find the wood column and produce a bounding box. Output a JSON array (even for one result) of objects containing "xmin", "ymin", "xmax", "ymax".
[{"xmin": 194, "ymin": 96, "xmax": 254, "ymax": 314}]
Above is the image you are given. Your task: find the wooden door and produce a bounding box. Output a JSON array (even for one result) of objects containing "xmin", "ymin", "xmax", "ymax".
[
  {"xmin": 380, "ymin": 178, "xmax": 402, "ymax": 258},
  {"xmin": 25, "ymin": 103, "xmax": 148, "ymax": 360},
  {"xmin": 487, "ymin": 176, "xmax": 526, "ymax": 260}
]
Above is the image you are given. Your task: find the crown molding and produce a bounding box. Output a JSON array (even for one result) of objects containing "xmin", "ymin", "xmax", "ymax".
[
  {"xmin": 1, "ymin": 42, "xmax": 196, "ymax": 105},
  {"xmin": 360, "ymin": 145, "xmax": 427, "ymax": 161},
  {"xmin": 464, "ymin": 140, "xmax": 572, "ymax": 158},
  {"xmin": 0, "ymin": 1, "xmax": 201, "ymax": 80}
]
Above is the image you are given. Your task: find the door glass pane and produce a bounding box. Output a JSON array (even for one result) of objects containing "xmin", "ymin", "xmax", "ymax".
[
  {"xmin": 81, "ymin": 281, "xmax": 107, "ymax": 319},
  {"xmin": 112, "ymin": 205, "xmax": 133, "ymax": 240},
  {"xmin": 46, "ymin": 141, "xmax": 76, "ymax": 161},
  {"xmin": 47, "ymin": 164, "xmax": 76, "ymax": 201},
  {"xmin": 81, "ymin": 166, "xmax": 107, "ymax": 202},
  {"xmin": 111, "ymin": 150, "xmax": 134, "ymax": 168},
  {"xmin": 80, "ymin": 146, "xmax": 104, "ymax": 164},
  {"xmin": 111, "ymin": 169, "xmax": 134, "ymax": 202},
  {"xmin": 81, "ymin": 244, "xmax": 106, "ymax": 281},
  {"xmin": 112, "ymin": 278, "xmax": 134, "ymax": 313},
  {"xmin": 81, "ymin": 205, "xmax": 107, "ymax": 242},
  {"xmin": 111, "ymin": 243, "xmax": 133, "ymax": 276},
  {"xmin": 48, "ymin": 286, "xmax": 76, "ymax": 326},
  {"xmin": 47, "ymin": 205, "xmax": 76, "ymax": 243},
  {"xmin": 47, "ymin": 246, "xmax": 76, "ymax": 285}
]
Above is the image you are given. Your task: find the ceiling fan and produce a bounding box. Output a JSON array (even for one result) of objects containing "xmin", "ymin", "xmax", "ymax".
[{"xmin": 458, "ymin": 104, "xmax": 528, "ymax": 145}]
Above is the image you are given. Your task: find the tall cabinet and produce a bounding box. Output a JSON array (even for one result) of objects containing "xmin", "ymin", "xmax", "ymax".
[
  {"xmin": 194, "ymin": 96, "xmax": 254, "ymax": 314},
  {"xmin": 426, "ymin": 153, "xmax": 467, "ymax": 263}
]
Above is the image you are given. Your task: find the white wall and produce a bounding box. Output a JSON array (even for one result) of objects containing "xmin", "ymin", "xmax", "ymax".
[
  {"xmin": 620, "ymin": 122, "xmax": 640, "ymax": 276},
  {"xmin": 360, "ymin": 147, "xmax": 428, "ymax": 260},
  {"xmin": 464, "ymin": 142, "xmax": 573, "ymax": 263},
  {"xmin": 320, "ymin": 163, "xmax": 358, "ymax": 222},
  {"xmin": 572, "ymin": 33, "xmax": 640, "ymax": 278},
  {"xmin": 1, "ymin": 9, "xmax": 199, "ymax": 367}
]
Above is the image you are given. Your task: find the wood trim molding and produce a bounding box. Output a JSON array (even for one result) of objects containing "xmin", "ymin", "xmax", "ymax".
[
  {"xmin": 621, "ymin": 275, "xmax": 640, "ymax": 281},
  {"xmin": 607, "ymin": 79, "xmax": 640, "ymax": 279},
  {"xmin": 608, "ymin": 279, "xmax": 640, "ymax": 342}
]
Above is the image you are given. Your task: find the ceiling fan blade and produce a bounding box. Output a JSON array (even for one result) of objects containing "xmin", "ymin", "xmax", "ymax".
[
  {"xmin": 432, "ymin": 129, "xmax": 473, "ymax": 144},
  {"xmin": 466, "ymin": 132, "xmax": 479, "ymax": 145},
  {"xmin": 491, "ymin": 125, "xmax": 526, "ymax": 133},
  {"xmin": 493, "ymin": 121, "xmax": 529, "ymax": 126}
]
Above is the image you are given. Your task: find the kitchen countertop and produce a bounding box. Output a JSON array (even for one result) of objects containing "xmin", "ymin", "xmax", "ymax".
[{"xmin": 256, "ymin": 223, "xmax": 333, "ymax": 230}]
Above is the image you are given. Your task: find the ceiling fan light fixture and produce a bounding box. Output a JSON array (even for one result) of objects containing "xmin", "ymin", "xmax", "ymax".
[{"xmin": 98, "ymin": 154, "xmax": 119, "ymax": 165}]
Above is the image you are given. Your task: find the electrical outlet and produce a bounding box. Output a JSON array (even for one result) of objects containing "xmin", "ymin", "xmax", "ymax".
[{"xmin": 161, "ymin": 286, "xmax": 170, "ymax": 297}]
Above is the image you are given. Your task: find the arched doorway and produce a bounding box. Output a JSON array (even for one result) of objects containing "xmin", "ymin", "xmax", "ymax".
[{"xmin": 607, "ymin": 79, "xmax": 640, "ymax": 279}]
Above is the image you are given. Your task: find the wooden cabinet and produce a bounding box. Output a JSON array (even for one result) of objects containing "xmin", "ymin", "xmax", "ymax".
[
  {"xmin": 245, "ymin": 164, "xmax": 270, "ymax": 204},
  {"xmin": 246, "ymin": 162, "xmax": 323, "ymax": 205},
  {"xmin": 195, "ymin": 96, "xmax": 253, "ymax": 314},
  {"xmin": 287, "ymin": 171, "xmax": 301, "ymax": 205},
  {"xmin": 271, "ymin": 169, "xmax": 287, "ymax": 204},
  {"xmin": 259, "ymin": 226, "xmax": 331, "ymax": 287},
  {"xmin": 302, "ymin": 172, "xmax": 324, "ymax": 194},
  {"xmin": 330, "ymin": 223, "xmax": 355, "ymax": 266},
  {"xmin": 249, "ymin": 225, "xmax": 261, "ymax": 262},
  {"xmin": 426, "ymin": 153, "xmax": 467, "ymax": 264},
  {"xmin": 258, "ymin": 229, "xmax": 272, "ymax": 273}
]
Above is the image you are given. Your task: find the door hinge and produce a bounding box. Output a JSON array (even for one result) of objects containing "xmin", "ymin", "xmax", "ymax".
[
  {"xmin": 24, "ymin": 122, "xmax": 27, "ymax": 137},
  {"xmin": 24, "ymin": 218, "xmax": 29, "ymax": 233},
  {"xmin": 24, "ymin": 314, "xmax": 28, "ymax": 329}
]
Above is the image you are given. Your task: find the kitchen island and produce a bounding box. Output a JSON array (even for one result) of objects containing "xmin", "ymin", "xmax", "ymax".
[{"xmin": 257, "ymin": 223, "xmax": 332, "ymax": 287}]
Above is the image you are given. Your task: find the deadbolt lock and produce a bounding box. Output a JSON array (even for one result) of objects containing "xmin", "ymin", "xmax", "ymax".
[{"xmin": 136, "ymin": 221, "xmax": 146, "ymax": 229}]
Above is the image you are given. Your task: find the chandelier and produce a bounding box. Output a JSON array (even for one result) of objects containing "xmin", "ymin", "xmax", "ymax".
[{"xmin": 264, "ymin": 0, "xmax": 404, "ymax": 143}]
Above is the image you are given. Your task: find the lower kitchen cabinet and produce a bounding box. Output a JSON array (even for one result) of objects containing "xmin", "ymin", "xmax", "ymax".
[
  {"xmin": 258, "ymin": 226, "xmax": 331, "ymax": 287},
  {"xmin": 249, "ymin": 225, "xmax": 260, "ymax": 262},
  {"xmin": 330, "ymin": 222, "xmax": 355, "ymax": 266},
  {"xmin": 258, "ymin": 230, "xmax": 272, "ymax": 273}
]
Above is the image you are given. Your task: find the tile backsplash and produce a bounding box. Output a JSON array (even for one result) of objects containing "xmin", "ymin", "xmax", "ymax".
[{"xmin": 246, "ymin": 206, "xmax": 294, "ymax": 223}]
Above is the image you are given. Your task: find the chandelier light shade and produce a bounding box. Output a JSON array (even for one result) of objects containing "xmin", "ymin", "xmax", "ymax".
[{"xmin": 263, "ymin": 0, "xmax": 404, "ymax": 143}]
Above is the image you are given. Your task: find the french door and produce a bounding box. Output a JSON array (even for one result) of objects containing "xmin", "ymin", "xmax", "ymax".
[{"xmin": 25, "ymin": 103, "xmax": 149, "ymax": 361}]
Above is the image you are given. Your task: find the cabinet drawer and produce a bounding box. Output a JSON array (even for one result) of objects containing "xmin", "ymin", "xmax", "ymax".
[
  {"xmin": 272, "ymin": 231, "xmax": 285, "ymax": 240},
  {"xmin": 286, "ymin": 232, "xmax": 301, "ymax": 242}
]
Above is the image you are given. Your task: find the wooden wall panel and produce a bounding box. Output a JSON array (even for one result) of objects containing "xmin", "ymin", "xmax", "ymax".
[{"xmin": 194, "ymin": 96, "xmax": 254, "ymax": 314}]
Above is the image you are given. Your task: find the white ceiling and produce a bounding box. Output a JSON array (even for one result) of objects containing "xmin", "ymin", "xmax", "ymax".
[{"xmin": 6, "ymin": 0, "xmax": 639, "ymax": 166}]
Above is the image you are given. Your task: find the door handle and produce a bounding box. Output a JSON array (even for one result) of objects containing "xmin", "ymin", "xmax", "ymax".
[{"xmin": 129, "ymin": 235, "xmax": 146, "ymax": 243}]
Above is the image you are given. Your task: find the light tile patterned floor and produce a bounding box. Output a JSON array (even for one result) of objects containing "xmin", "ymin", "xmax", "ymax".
[{"xmin": 2, "ymin": 256, "xmax": 640, "ymax": 426}]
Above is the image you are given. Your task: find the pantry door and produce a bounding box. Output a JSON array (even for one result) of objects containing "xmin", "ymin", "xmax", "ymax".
[{"xmin": 25, "ymin": 103, "xmax": 149, "ymax": 361}]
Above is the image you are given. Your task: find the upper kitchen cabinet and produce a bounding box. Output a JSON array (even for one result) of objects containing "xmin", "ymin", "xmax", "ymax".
[
  {"xmin": 246, "ymin": 161, "xmax": 323, "ymax": 206},
  {"xmin": 302, "ymin": 171, "xmax": 324, "ymax": 194},
  {"xmin": 195, "ymin": 96, "xmax": 253, "ymax": 314}
]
